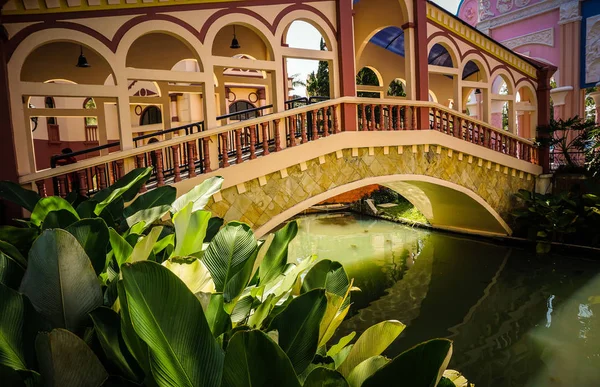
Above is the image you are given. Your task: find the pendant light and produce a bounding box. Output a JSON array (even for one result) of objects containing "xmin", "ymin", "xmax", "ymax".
[
  {"xmin": 474, "ymin": 68, "xmax": 481, "ymax": 94},
  {"xmin": 76, "ymin": 46, "xmax": 91, "ymax": 68},
  {"xmin": 230, "ymin": 25, "xmax": 241, "ymax": 49}
]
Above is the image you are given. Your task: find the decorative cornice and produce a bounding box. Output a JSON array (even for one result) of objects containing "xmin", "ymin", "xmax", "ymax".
[
  {"xmin": 500, "ymin": 27, "xmax": 554, "ymax": 50},
  {"xmin": 427, "ymin": 2, "xmax": 538, "ymax": 79},
  {"xmin": 558, "ymin": 0, "xmax": 580, "ymax": 25},
  {"xmin": 477, "ymin": 0, "xmax": 562, "ymax": 30}
]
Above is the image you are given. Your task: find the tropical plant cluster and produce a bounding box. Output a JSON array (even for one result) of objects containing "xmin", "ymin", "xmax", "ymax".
[
  {"xmin": 0, "ymin": 170, "xmax": 470, "ymax": 387},
  {"xmin": 512, "ymin": 189, "xmax": 600, "ymax": 253}
]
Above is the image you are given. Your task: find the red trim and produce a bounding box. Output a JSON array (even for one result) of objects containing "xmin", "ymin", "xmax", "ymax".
[
  {"xmin": 272, "ymin": 4, "xmax": 337, "ymax": 36},
  {"xmin": 336, "ymin": 0, "xmax": 357, "ymax": 131},
  {"xmin": 198, "ymin": 8, "xmax": 274, "ymax": 42},
  {"xmin": 401, "ymin": 22, "xmax": 415, "ymax": 30}
]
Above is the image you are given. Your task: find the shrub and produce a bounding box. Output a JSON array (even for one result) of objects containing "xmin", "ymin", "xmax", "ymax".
[{"xmin": 0, "ymin": 170, "xmax": 470, "ymax": 386}]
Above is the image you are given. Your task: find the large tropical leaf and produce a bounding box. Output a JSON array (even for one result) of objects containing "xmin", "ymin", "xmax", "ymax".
[
  {"xmin": 125, "ymin": 205, "xmax": 171, "ymax": 231},
  {"xmin": 0, "ymin": 181, "xmax": 40, "ymax": 212},
  {"xmin": 0, "ymin": 227, "xmax": 37, "ymax": 256},
  {"xmin": 66, "ymin": 218, "xmax": 109, "ymax": 276},
  {"xmin": 319, "ymin": 292, "xmax": 351, "ymax": 348},
  {"xmin": 257, "ymin": 221, "xmax": 298, "ymax": 285},
  {"xmin": 223, "ymin": 246, "xmax": 258, "ymax": 305},
  {"xmin": 0, "ymin": 284, "xmax": 27, "ymax": 370},
  {"xmin": 0, "ymin": 241, "xmax": 27, "ymax": 269},
  {"xmin": 303, "ymin": 367, "xmax": 348, "ymax": 387},
  {"xmin": 327, "ymin": 332, "xmax": 356, "ymax": 358},
  {"xmin": 40, "ymin": 209, "xmax": 79, "ymax": 230},
  {"xmin": 19, "ymin": 230, "xmax": 103, "ymax": 331},
  {"xmin": 203, "ymin": 222, "xmax": 257, "ymax": 293},
  {"xmin": 162, "ymin": 256, "xmax": 215, "ymax": 294},
  {"xmin": 204, "ymin": 294, "xmax": 231, "ymax": 338},
  {"xmin": 89, "ymin": 307, "xmax": 143, "ymax": 382},
  {"xmin": 346, "ymin": 356, "xmax": 388, "ymax": 387},
  {"xmin": 109, "ymin": 228, "xmax": 133, "ymax": 267},
  {"xmin": 129, "ymin": 226, "xmax": 162, "ymax": 262},
  {"xmin": 0, "ymin": 252, "xmax": 25, "ymax": 289},
  {"xmin": 337, "ymin": 320, "xmax": 405, "ymax": 377},
  {"xmin": 121, "ymin": 261, "xmax": 224, "ymax": 387},
  {"xmin": 268, "ymin": 288, "xmax": 327, "ymax": 374},
  {"xmin": 171, "ymin": 176, "xmax": 223, "ymax": 213},
  {"xmin": 302, "ymin": 259, "xmax": 350, "ymax": 298},
  {"xmin": 35, "ymin": 329, "xmax": 108, "ymax": 387},
  {"xmin": 117, "ymin": 281, "xmax": 150, "ymax": 376},
  {"xmin": 221, "ymin": 330, "xmax": 300, "ymax": 387},
  {"xmin": 204, "ymin": 217, "xmax": 224, "ymax": 243},
  {"xmin": 361, "ymin": 339, "xmax": 453, "ymax": 387},
  {"xmin": 30, "ymin": 197, "xmax": 79, "ymax": 227},
  {"xmin": 172, "ymin": 203, "xmax": 211, "ymax": 257},
  {"xmin": 248, "ymin": 294, "xmax": 276, "ymax": 329},
  {"xmin": 93, "ymin": 168, "xmax": 152, "ymax": 215},
  {"xmin": 123, "ymin": 186, "xmax": 176, "ymax": 218}
]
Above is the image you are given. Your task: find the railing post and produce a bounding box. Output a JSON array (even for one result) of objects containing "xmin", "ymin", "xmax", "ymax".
[
  {"xmin": 378, "ymin": 104, "xmax": 384, "ymax": 131},
  {"xmin": 323, "ymin": 108, "xmax": 330, "ymax": 137},
  {"xmin": 333, "ymin": 105, "xmax": 340, "ymax": 134},
  {"xmin": 188, "ymin": 141, "xmax": 198, "ymax": 177},
  {"xmin": 312, "ymin": 110, "xmax": 318, "ymax": 138},
  {"xmin": 202, "ymin": 138, "xmax": 211, "ymax": 173},
  {"xmin": 155, "ymin": 149, "xmax": 165, "ymax": 187},
  {"xmin": 369, "ymin": 104, "xmax": 375, "ymax": 131},
  {"xmin": 360, "ymin": 104, "xmax": 366, "ymax": 131},
  {"xmin": 97, "ymin": 166, "xmax": 107, "ymax": 190},
  {"xmin": 412, "ymin": 107, "xmax": 418, "ymax": 130},
  {"xmin": 235, "ymin": 129, "xmax": 243, "ymax": 164},
  {"xmin": 77, "ymin": 170, "xmax": 88, "ymax": 196},
  {"xmin": 249, "ymin": 125, "xmax": 257, "ymax": 159},
  {"xmin": 387, "ymin": 105, "xmax": 392, "ymax": 131},
  {"xmin": 35, "ymin": 180, "xmax": 47, "ymax": 198},
  {"xmin": 301, "ymin": 112, "xmax": 308, "ymax": 143},
  {"xmin": 172, "ymin": 145, "xmax": 182, "ymax": 182},
  {"xmin": 394, "ymin": 106, "xmax": 400, "ymax": 130},
  {"xmin": 57, "ymin": 175, "xmax": 67, "ymax": 198},
  {"xmin": 261, "ymin": 122, "xmax": 270, "ymax": 155},
  {"xmin": 220, "ymin": 133, "xmax": 230, "ymax": 167},
  {"xmin": 274, "ymin": 119, "xmax": 282, "ymax": 152},
  {"xmin": 288, "ymin": 117, "xmax": 296, "ymax": 147}
]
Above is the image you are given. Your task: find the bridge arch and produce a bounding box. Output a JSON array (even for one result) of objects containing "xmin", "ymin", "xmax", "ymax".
[{"xmin": 255, "ymin": 174, "xmax": 511, "ymax": 237}]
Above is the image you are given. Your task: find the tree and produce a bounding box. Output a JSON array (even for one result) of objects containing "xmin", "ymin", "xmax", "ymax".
[
  {"xmin": 387, "ymin": 79, "xmax": 406, "ymax": 97},
  {"xmin": 305, "ymin": 38, "xmax": 330, "ymax": 98},
  {"xmin": 356, "ymin": 67, "xmax": 380, "ymax": 98}
]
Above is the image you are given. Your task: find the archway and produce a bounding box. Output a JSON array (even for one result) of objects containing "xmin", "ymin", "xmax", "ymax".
[
  {"xmin": 428, "ymin": 43, "xmax": 459, "ymax": 110},
  {"xmin": 491, "ymin": 73, "xmax": 515, "ymax": 133},
  {"xmin": 126, "ymin": 32, "xmax": 201, "ymax": 71}
]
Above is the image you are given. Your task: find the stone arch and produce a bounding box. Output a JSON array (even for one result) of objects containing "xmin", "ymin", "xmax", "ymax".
[
  {"xmin": 460, "ymin": 54, "xmax": 490, "ymax": 83},
  {"xmin": 490, "ymin": 69, "xmax": 515, "ymax": 95},
  {"xmin": 125, "ymin": 32, "xmax": 202, "ymax": 71},
  {"xmin": 428, "ymin": 41, "xmax": 459, "ymax": 68},
  {"xmin": 204, "ymin": 15, "xmax": 275, "ymax": 61},
  {"xmin": 116, "ymin": 20, "xmax": 204, "ymax": 71},
  {"xmin": 255, "ymin": 174, "xmax": 511, "ymax": 237},
  {"xmin": 276, "ymin": 11, "xmax": 336, "ymax": 52}
]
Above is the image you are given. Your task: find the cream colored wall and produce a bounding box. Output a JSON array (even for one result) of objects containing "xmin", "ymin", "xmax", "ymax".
[
  {"xmin": 357, "ymin": 44, "xmax": 407, "ymax": 91},
  {"xmin": 428, "ymin": 73, "xmax": 455, "ymax": 107}
]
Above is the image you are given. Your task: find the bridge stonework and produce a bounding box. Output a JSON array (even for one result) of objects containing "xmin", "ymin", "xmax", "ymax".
[{"xmin": 205, "ymin": 145, "xmax": 535, "ymax": 235}]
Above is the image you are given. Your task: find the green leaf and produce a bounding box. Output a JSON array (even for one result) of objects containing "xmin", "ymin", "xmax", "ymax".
[
  {"xmin": 223, "ymin": 246, "xmax": 258, "ymax": 305},
  {"xmin": 109, "ymin": 228, "xmax": 133, "ymax": 267},
  {"xmin": 302, "ymin": 260, "xmax": 350, "ymax": 300},
  {"xmin": 93, "ymin": 168, "xmax": 152, "ymax": 215},
  {"xmin": 362, "ymin": 339, "xmax": 453, "ymax": 387},
  {"xmin": 66, "ymin": 218, "xmax": 110, "ymax": 276},
  {"xmin": 172, "ymin": 203, "xmax": 211, "ymax": 257},
  {"xmin": 130, "ymin": 226, "xmax": 163, "ymax": 262},
  {"xmin": 19, "ymin": 230, "xmax": 103, "ymax": 331},
  {"xmin": 221, "ymin": 330, "xmax": 300, "ymax": 387},
  {"xmin": 89, "ymin": 307, "xmax": 143, "ymax": 382},
  {"xmin": 123, "ymin": 186, "xmax": 176, "ymax": 218},
  {"xmin": 319, "ymin": 292, "xmax": 351, "ymax": 348},
  {"xmin": 0, "ymin": 227, "xmax": 37, "ymax": 257},
  {"xmin": 125, "ymin": 205, "xmax": 170, "ymax": 231},
  {"xmin": 121, "ymin": 261, "xmax": 224, "ymax": 387},
  {"xmin": 0, "ymin": 284, "xmax": 27, "ymax": 370},
  {"xmin": 171, "ymin": 176, "xmax": 223, "ymax": 213},
  {"xmin": 337, "ymin": 320, "xmax": 405, "ymax": 377},
  {"xmin": 162, "ymin": 256, "xmax": 215, "ymax": 294},
  {"xmin": 437, "ymin": 376, "xmax": 457, "ymax": 387},
  {"xmin": 327, "ymin": 332, "xmax": 356, "ymax": 358},
  {"xmin": 0, "ymin": 252, "xmax": 25, "ymax": 289},
  {"xmin": 203, "ymin": 222, "xmax": 257, "ymax": 293},
  {"xmin": 204, "ymin": 217, "xmax": 224, "ymax": 243},
  {"xmin": 229, "ymin": 295, "xmax": 253, "ymax": 323},
  {"xmin": 248, "ymin": 294, "xmax": 276, "ymax": 329},
  {"xmin": 117, "ymin": 281, "xmax": 150, "ymax": 376},
  {"xmin": 205, "ymin": 294, "xmax": 231, "ymax": 338},
  {"xmin": 269, "ymin": 288, "xmax": 328, "ymax": 374},
  {"xmin": 41, "ymin": 209, "xmax": 79, "ymax": 230},
  {"xmin": 0, "ymin": 181, "xmax": 40, "ymax": 212},
  {"xmin": 303, "ymin": 367, "xmax": 348, "ymax": 387},
  {"xmin": 346, "ymin": 356, "xmax": 388, "ymax": 387},
  {"xmin": 35, "ymin": 329, "xmax": 108, "ymax": 387},
  {"xmin": 0, "ymin": 241, "xmax": 27, "ymax": 269},
  {"xmin": 30, "ymin": 197, "xmax": 79, "ymax": 227},
  {"xmin": 332, "ymin": 345, "xmax": 353, "ymax": 369},
  {"xmin": 258, "ymin": 221, "xmax": 298, "ymax": 285}
]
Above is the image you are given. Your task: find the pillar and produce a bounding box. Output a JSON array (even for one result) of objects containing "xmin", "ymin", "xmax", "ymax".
[
  {"xmin": 537, "ymin": 66, "xmax": 557, "ymax": 173},
  {"xmin": 115, "ymin": 74, "xmax": 134, "ymax": 151},
  {"xmin": 550, "ymin": 86, "xmax": 573, "ymax": 121},
  {"xmin": 558, "ymin": 0, "xmax": 582, "ymax": 118},
  {"xmin": 0, "ymin": 26, "xmax": 22, "ymax": 223},
  {"xmin": 413, "ymin": 0, "xmax": 430, "ymax": 129},
  {"xmin": 336, "ymin": 0, "xmax": 358, "ymax": 131},
  {"xmin": 170, "ymin": 94, "xmax": 180, "ymax": 123}
]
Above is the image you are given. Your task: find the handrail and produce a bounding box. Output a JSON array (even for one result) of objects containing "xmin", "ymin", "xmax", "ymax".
[
  {"xmin": 21, "ymin": 97, "xmax": 537, "ymax": 184},
  {"xmin": 216, "ymin": 104, "xmax": 273, "ymax": 121}
]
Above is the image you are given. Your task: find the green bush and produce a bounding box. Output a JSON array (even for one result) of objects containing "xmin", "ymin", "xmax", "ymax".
[{"xmin": 0, "ymin": 171, "xmax": 470, "ymax": 386}]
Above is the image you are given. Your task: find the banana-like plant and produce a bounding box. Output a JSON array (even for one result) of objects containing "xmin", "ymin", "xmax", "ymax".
[{"xmin": 0, "ymin": 173, "xmax": 471, "ymax": 387}]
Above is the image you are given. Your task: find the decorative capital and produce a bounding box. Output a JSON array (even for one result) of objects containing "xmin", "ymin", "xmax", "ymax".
[{"xmin": 559, "ymin": 1, "xmax": 581, "ymax": 25}]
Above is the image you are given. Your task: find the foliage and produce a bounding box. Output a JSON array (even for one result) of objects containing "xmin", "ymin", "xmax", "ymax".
[
  {"xmin": 0, "ymin": 173, "xmax": 470, "ymax": 386},
  {"xmin": 387, "ymin": 80, "xmax": 406, "ymax": 97},
  {"xmin": 512, "ymin": 189, "xmax": 600, "ymax": 252},
  {"xmin": 305, "ymin": 38, "xmax": 330, "ymax": 98},
  {"xmin": 367, "ymin": 187, "xmax": 427, "ymax": 224}
]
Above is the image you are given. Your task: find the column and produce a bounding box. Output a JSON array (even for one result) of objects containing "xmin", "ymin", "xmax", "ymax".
[
  {"xmin": 170, "ymin": 94, "xmax": 180, "ymax": 123},
  {"xmin": 115, "ymin": 74, "xmax": 133, "ymax": 151},
  {"xmin": 550, "ymin": 86, "xmax": 572, "ymax": 121},
  {"xmin": 558, "ymin": 0, "xmax": 582, "ymax": 118},
  {"xmin": 336, "ymin": 0, "xmax": 358, "ymax": 131},
  {"xmin": 537, "ymin": 67, "xmax": 557, "ymax": 173},
  {"xmin": 412, "ymin": 0, "xmax": 430, "ymax": 129}
]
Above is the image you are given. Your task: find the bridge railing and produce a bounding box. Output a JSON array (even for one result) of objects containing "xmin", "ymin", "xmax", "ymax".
[{"xmin": 21, "ymin": 97, "xmax": 538, "ymax": 197}]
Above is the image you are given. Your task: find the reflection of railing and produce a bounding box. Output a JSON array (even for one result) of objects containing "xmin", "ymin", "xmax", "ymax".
[{"xmin": 24, "ymin": 97, "xmax": 539, "ymax": 198}]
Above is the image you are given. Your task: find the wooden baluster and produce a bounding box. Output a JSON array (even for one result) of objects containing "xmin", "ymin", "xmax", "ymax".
[
  {"xmin": 35, "ymin": 180, "xmax": 47, "ymax": 198},
  {"xmin": 249, "ymin": 125, "xmax": 257, "ymax": 159},
  {"xmin": 235, "ymin": 129, "xmax": 243, "ymax": 164},
  {"xmin": 97, "ymin": 166, "xmax": 107, "ymax": 189},
  {"xmin": 201, "ymin": 138, "xmax": 211, "ymax": 173},
  {"xmin": 220, "ymin": 133, "xmax": 230, "ymax": 167},
  {"xmin": 154, "ymin": 149, "xmax": 165, "ymax": 187},
  {"xmin": 188, "ymin": 141, "xmax": 198, "ymax": 177},
  {"xmin": 57, "ymin": 175, "xmax": 67, "ymax": 198},
  {"xmin": 395, "ymin": 106, "xmax": 401, "ymax": 130},
  {"xmin": 172, "ymin": 145, "xmax": 182, "ymax": 182},
  {"xmin": 430, "ymin": 108, "xmax": 436, "ymax": 130},
  {"xmin": 312, "ymin": 110, "xmax": 318, "ymax": 138},
  {"xmin": 412, "ymin": 107, "xmax": 418, "ymax": 130},
  {"xmin": 274, "ymin": 120, "xmax": 282, "ymax": 151},
  {"xmin": 387, "ymin": 105, "xmax": 392, "ymax": 130},
  {"xmin": 333, "ymin": 105, "xmax": 340, "ymax": 134},
  {"xmin": 77, "ymin": 170, "xmax": 88, "ymax": 196},
  {"xmin": 369, "ymin": 104, "xmax": 375, "ymax": 131},
  {"xmin": 301, "ymin": 112, "xmax": 308, "ymax": 143},
  {"xmin": 378, "ymin": 104, "xmax": 384, "ymax": 130},
  {"xmin": 261, "ymin": 122, "xmax": 270, "ymax": 155},
  {"xmin": 288, "ymin": 117, "xmax": 296, "ymax": 147},
  {"xmin": 115, "ymin": 159, "xmax": 124, "ymax": 180},
  {"xmin": 360, "ymin": 104, "xmax": 367, "ymax": 131},
  {"xmin": 323, "ymin": 108, "xmax": 330, "ymax": 136}
]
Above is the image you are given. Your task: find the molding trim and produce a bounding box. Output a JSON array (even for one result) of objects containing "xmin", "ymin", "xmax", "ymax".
[
  {"xmin": 585, "ymin": 14, "xmax": 600, "ymax": 85},
  {"xmin": 500, "ymin": 27, "xmax": 554, "ymax": 50},
  {"xmin": 477, "ymin": 0, "xmax": 562, "ymax": 30}
]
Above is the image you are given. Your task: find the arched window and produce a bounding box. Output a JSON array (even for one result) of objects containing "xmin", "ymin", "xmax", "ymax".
[
  {"xmin": 140, "ymin": 106, "xmax": 162, "ymax": 126},
  {"xmin": 229, "ymin": 101, "xmax": 257, "ymax": 120},
  {"xmin": 45, "ymin": 97, "xmax": 56, "ymax": 125},
  {"xmin": 83, "ymin": 98, "xmax": 97, "ymax": 127}
]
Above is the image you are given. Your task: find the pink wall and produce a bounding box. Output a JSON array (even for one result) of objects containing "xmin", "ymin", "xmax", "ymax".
[{"xmin": 458, "ymin": 0, "xmax": 547, "ymax": 22}]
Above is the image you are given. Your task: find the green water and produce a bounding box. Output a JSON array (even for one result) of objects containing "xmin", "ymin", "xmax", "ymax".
[{"xmin": 287, "ymin": 212, "xmax": 600, "ymax": 387}]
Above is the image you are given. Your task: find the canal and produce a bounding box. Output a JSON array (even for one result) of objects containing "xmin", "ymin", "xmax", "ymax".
[{"xmin": 287, "ymin": 212, "xmax": 600, "ymax": 387}]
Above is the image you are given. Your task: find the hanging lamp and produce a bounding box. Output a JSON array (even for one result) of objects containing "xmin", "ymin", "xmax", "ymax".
[
  {"xmin": 76, "ymin": 46, "xmax": 91, "ymax": 68},
  {"xmin": 230, "ymin": 25, "xmax": 241, "ymax": 49}
]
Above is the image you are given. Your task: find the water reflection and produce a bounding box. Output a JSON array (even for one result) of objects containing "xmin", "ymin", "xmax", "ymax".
[{"xmin": 288, "ymin": 213, "xmax": 600, "ymax": 387}]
